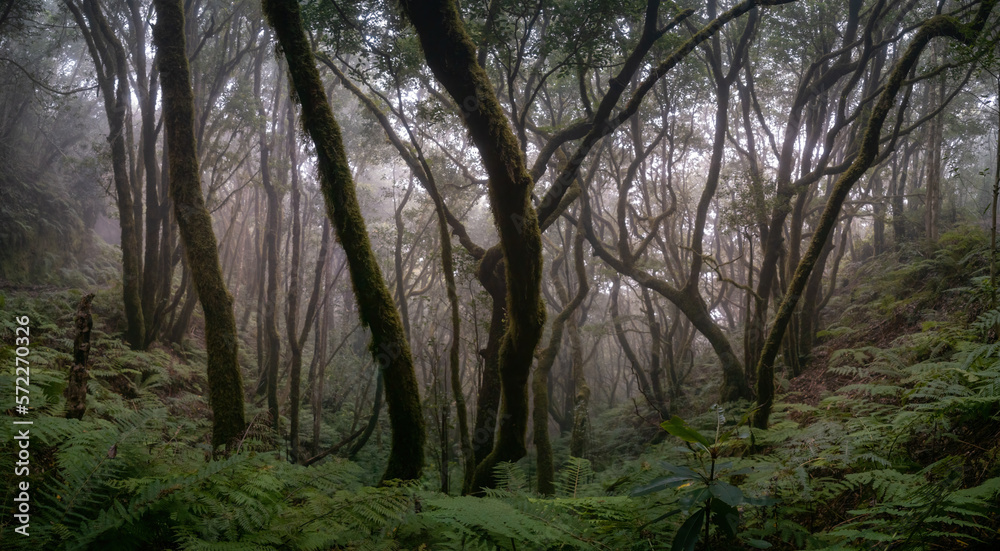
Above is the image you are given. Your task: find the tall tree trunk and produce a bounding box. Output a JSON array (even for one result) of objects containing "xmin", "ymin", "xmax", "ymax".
[
  {"xmin": 399, "ymin": 0, "xmax": 547, "ymax": 491},
  {"xmin": 611, "ymin": 277, "xmax": 656, "ymax": 411},
  {"xmin": 254, "ymin": 50, "xmax": 282, "ymax": 433},
  {"xmin": 992, "ymin": 73, "xmax": 1000, "ymax": 309},
  {"xmin": 285, "ymin": 99, "xmax": 305, "ymax": 463},
  {"xmin": 533, "ymin": 228, "xmax": 587, "ymax": 495},
  {"xmin": 126, "ymin": 0, "xmax": 164, "ymax": 348},
  {"xmin": 64, "ymin": 0, "xmax": 145, "ymax": 349},
  {"xmin": 152, "ymin": 0, "xmax": 245, "ymax": 450},
  {"xmin": 393, "ymin": 181, "xmax": 414, "ymax": 339},
  {"xmin": 925, "ymin": 68, "xmax": 946, "ymax": 243},
  {"xmin": 567, "ymin": 313, "xmax": 589, "ymax": 458},
  {"xmin": 311, "ymin": 291, "xmax": 330, "ymax": 457},
  {"xmin": 263, "ymin": 0, "xmax": 426, "ymax": 482},
  {"xmin": 891, "ymin": 143, "xmax": 913, "ymax": 246},
  {"xmin": 641, "ymin": 288, "xmax": 667, "ymax": 411}
]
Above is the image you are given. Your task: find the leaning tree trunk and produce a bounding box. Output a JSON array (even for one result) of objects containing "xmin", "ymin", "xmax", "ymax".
[
  {"xmin": 152, "ymin": 0, "xmax": 246, "ymax": 450},
  {"xmin": 263, "ymin": 0, "xmax": 425, "ymax": 482},
  {"xmin": 751, "ymin": 3, "xmax": 998, "ymax": 428}
]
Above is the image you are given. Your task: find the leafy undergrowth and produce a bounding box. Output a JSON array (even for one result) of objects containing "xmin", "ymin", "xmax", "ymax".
[{"xmin": 1, "ymin": 227, "xmax": 999, "ymax": 551}]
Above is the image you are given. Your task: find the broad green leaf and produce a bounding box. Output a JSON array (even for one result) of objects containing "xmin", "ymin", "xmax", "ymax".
[
  {"xmin": 631, "ymin": 476, "xmax": 691, "ymax": 497},
  {"xmin": 671, "ymin": 511, "xmax": 705, "ymax": 551},
  {"xmin": 660, "ymin": 461, "xmax": 702, "ymax": 480},
  {"xmin": 679, "ymin": 487, "xmax": 711, "ymax": 509},
  {"xmin": 661, "ymin": 416, "xmax": 713, "ymax": 447},
  {"xmin": 710, "ymin": 499, "xmax": 739, "ymax": 538},
  {"xmin": 709, "ymin": 480, "xmax": 743, "ymax": 507},
  {"xmin": 745, "ymin": 538, "xmax": 773, "ymax": 548}
]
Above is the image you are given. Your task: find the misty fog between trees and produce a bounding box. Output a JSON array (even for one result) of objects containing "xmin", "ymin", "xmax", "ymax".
[{"xmin": 2, "ymin": 0, "xmax": 1000, "ymax": 549}]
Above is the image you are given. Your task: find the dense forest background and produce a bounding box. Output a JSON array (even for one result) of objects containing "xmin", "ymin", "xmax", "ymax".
[{"xmin": 2, "ymin": 0, "xmax": 1000, "ymax": 549}]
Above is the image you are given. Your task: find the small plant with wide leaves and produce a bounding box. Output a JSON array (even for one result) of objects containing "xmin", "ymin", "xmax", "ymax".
[{"xmin": 632, "ymin": 405, "xmax": 774, "ymax": 551}]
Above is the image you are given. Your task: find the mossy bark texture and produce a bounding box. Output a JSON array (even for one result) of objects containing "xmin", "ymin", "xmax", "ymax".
[
  {"xmin": 751, "ymin": 2, "xmax": 998, "ymax": 428},
  {"xmin": 152, "ymin": 0, "xmax": 246, "ymax": 450},
  {"xmin": 65, "ymin": 293, "xmax": 95, "ymax": 421},
  {"xmin": 399, "ymin": 0, "xmax": 547, "ymax": 492},
  {"xmin": 262, "ymin": 0, "xmax": 425, "ymax": 482}
]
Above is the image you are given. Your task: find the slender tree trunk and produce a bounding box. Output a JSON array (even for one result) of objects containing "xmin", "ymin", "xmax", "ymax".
[
  {"xmin": 891, "ymin": 143, "xmax": 913, "ymax": 246},
  {"xmin": 168, "ymin": 273, "xmax": 197, "ymax": 343},
  {"xmin": 611, "ymin": 277, "xmax": 655, "ymax": 410},
  {"xmin": 312, "ymin": 292, "xmax": 330, "ymax": 457},
  {"xmin": 641, "ymin": 288, "xmax": 667, "ymax": 411},
  {"xmin": 263, "ymin": 0, "xmax": 426, "ymax": 482},
  {"xmin": 992, "ymin": 73, "xmax": 1000, "ymax": 309},
  {"xmin": 254, "ymin": 50, "xmax": 282, "ymax": 433},
  {"xmin": 393, "ymin": 181, "xmax": 414, "ymax": 339},
  {"xmin": 567, "ymin": 313, "xmax": 589, "ymax": 458},
  {"xmin": 348, "ymin": 371, "xmax": 384, "ymax": 459},
  {"xmin": 872, "ymin": 173, "xmax": 886, "ymax": 255},
  {"xmin": 533, "ymin": 228, "xmax": 587, "ymax": 494},
  {"xmin": 285, "ymin": 99, "xmax": 305, "ymax": 463},
  {"xmin": 64, "ymin": 0, "xmax": 145, "ymax": 349},
  {"xmin": 925, "ymin": 69, "xmax": 946, "ymax": 244},
  {"xmin": 152, "ymin": 0, "xmax": 246, "ymax": 450}
]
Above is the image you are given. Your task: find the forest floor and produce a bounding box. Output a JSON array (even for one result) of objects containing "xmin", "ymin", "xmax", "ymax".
[{"xmin": 2, "ymin": 226, "xmax": 999, "ymax": 550}]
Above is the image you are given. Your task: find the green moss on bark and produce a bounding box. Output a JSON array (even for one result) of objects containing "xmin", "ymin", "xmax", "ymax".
[
  {"xmin": 263, "ymin": 0, "xmax": 425, "ymax": 482},
  {"xmin": 152, "ymin": 0, "xmax": 245, "ymax": 450},
  {"xmin": 399, "ymin": 0, "xmax": 547, "ymax": 492}
]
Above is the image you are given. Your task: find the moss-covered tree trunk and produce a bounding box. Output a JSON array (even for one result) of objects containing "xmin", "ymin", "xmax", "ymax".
[
  {"xmin": 399, "ymin": 0, "xmax": 547, "ymax": 492},
  {"xmin": 262, "ymin": 0, "xmax": 425, "ymax": 482},
  {"xmin": 315, "ymin": 58, "xmax": 483, "ymax": 486},
  {"xmin": 152, "ymin": 0, "xmax": 246, "ymax": 450}
]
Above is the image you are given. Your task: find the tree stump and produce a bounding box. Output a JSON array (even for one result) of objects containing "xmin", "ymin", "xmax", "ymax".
[{"xmin": 65, "ymin": 293, "xmax": 95, "ymax": 420}]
